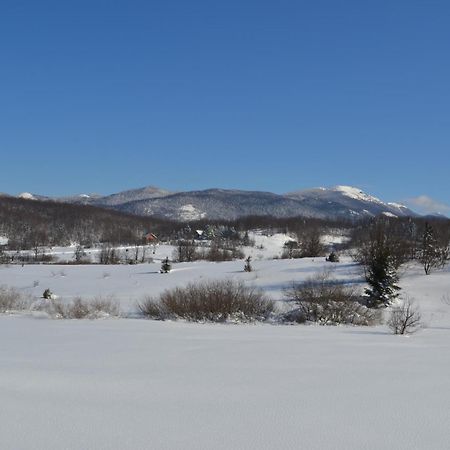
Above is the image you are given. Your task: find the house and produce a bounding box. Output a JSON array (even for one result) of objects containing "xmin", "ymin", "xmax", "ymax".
[
  {"xmin": 194, "ymin": 230, "xmax": 205, "ymax": 240},
  {"xmin": 144, "ymin": 233, "xmax": 158, "ymax": 243}
]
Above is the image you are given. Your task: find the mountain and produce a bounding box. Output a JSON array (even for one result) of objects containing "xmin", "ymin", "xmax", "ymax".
[
  {"xmin": 110, "ymin": 185, "xmax": 417, "ymax": 221},
  {"xmin": 284, "ymin": 186, "xmax": 414, "ymax": 219},
  {"xmin": 58, "ymin": 186, "xmax": 171, "ymax": 206},
  {"xmin": 117, "ymin": 189, "xmax": 323, "ymax": 221},
  {"xmin": 11, "ymin": 185, "xmax": 418, "ymax": 221}
]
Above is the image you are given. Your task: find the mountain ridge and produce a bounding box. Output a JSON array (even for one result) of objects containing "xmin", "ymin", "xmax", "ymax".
[{"xmin": 9, "ymin": 185, "xmax": 419, "ymax": 221}]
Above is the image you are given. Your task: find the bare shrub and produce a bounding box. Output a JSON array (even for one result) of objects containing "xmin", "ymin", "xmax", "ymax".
[
  {"xmin": 0, "ymin": 285, "xmax": 29, "ymax": 312},
  {"xmin": 281, "ymin": 241, "xmax": 302, "ymax": 259},
  {"xmin": 138, "ymin": 280, "xmax": 274, "ymax": 322},
  {"xmin": 201, "ymin": 239, "xmax": 245, "ymax": 262},
  {"xmin": 284, "ymin": 271, "xmax": 380, "ymax": 326},
  {"xmin": 387, "ymin": 297, "xmax": 421, "ymax": 335},
  {"xmin": 35, "ymin": 296, "xmax": 120, "ymax": 319}
]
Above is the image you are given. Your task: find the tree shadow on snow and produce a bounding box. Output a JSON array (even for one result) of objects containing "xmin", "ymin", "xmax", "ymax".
[
  {"xmin": 343, "ymin": 329, "xmax": 390, "ymax": 336},
  {"xmin": 135, "ymin": 271, "xmax": 161, "ymax": 275}
]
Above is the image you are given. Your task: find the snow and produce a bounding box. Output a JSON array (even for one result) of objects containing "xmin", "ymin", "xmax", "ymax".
[
  {"xmin": 178, "ymin": 204, "xmax": 206, "ymax": 221},
  {"xmin": 388, "ymin": 202, "xmax": 408, "ymax": 209},
  {"xmin": 0, "ymin": 235, "xmax": 8, "ymax": 246},
  {"xmin": 382, "ymin": 211, "xmax": 398, "ymax": 218},
  {"xmin": 18, "ymin": 192, "xmax": 35, "ymax": 200},
  {"xmin": 1, "ymin": 245, "xmax": 450, "ymax": 449},
  {"xmin": 247, "ymin": 231, "xmax": 295, "ymax": 259},
  {"xmin": 321, "ymin": 233, "xmax": 350, "ymax": 246},
  {"xmin": 334, "ymin": 185, "xmax": 384, "ymax": 204}
]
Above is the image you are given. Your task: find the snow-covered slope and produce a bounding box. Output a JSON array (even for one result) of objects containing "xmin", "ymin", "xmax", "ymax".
[{"xmin": 0, "ymin": 259, "xmax": 449, "ymax": 450}]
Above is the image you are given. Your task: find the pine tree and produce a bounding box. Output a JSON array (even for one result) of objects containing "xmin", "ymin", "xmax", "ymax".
[
  {"xmin": 160, "ymin": 257, "xmax": 171, "ymax": 273},
  {"xmin": 244, "ymin": 256, "xmax": 252, "ymax": 272},
  {"xmin": 364, "ymin": 252, "xmax": 400, "ymax": 308},
  {"xmin": 326, "ymin": 251, "xmax": 339, "ymax": 262}
]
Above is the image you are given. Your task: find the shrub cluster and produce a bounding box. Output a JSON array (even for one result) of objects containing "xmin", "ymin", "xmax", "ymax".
[
  {"xmin": 284, "ymin": 271, "xmax": 380, "ymax": 326},
  {"xmin": 33, "ymin": 296, "xmax": 120, "ymax": 319},
  {"xmin": 174, "ymin": 239, "xmax": 245, "ymax": 263},
  {"xmin": 138, "ymin": 280, "xmax": 274, "ymax": 322},
  {"xmin": 0, "ymin": 286, "xmax": 29, "ymax": 312}
]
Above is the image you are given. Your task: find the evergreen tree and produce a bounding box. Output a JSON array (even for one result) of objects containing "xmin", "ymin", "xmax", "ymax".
[
  {"xmin": 160, "ymin": 257, "xmax": 171, "ymax": 273},
  {"xmin": 326, "ymin": 251, "xmax": 339, "ymax": 262},
  {"xmin": 364, "ymin": 252, "xmax": 400, "ymax": 308},
  {"xmin": 244, "ymin": 256, "xmax": 252, "ymax": 272}
]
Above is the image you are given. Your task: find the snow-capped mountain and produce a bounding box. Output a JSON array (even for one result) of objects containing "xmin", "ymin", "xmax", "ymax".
[
  {"xmin": 10, "ymin": 185, "xmax": 418, "ymax": 221},
  {"xmin": 284, "ymin": 186, "xmax": 414, "ymax": 219},
  {"xmin": 110, "ymin": 185, "xmax": 417, "ymax": 221}
]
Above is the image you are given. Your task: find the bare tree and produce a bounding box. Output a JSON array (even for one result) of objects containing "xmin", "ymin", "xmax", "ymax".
[
  {"xmin": 74, "ymin": 244, "xmax": 86, "ymax": 263},
  {"xmin": 419, "ymin": 222, "xmax": 449, "ymax": 275},
  {"xmin": 387, "ymin": 298, "xmax": 421, "ymax": 335},
  {"xmin": 175, "ymin": 240, "xmax": 199, "ymax": 262}
]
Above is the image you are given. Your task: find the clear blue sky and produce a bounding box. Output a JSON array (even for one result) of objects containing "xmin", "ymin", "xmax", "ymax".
[{"xmin": 1, "ymin": 0, "xmax": 449, "ymax": 211}]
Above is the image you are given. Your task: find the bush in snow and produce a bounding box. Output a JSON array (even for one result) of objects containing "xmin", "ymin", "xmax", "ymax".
[
  {"xmin": 296, "ymin": 229, "xmax": 326, "ymax": 257},
  {"xmin": 138, "ymin": 280, "xmax": 274, "ymax": 322},
  {"xmin": 284, "ymin": 271, "xmax": 380, "ymax": 326},
  {"xmin": 204, "ymin": 240, "xmax": 245, "ymax": 262},
  {"xmin": 43, "ymin": 288, "xmax": 53, "ymax": 299},
  {"xmin": 281, "ymin": 241, "xmax": 302, "ymax": 259},
  {"xmin": 0, "ymin": 286, "xmax": 29, "ymax": 313},
  {"xmin": 33, "ymin": 296, "xmax": 120, "ymax": 319},
  {"xmin": 387, "ymin": 297, "xmax": 421, "ymax": 335}
]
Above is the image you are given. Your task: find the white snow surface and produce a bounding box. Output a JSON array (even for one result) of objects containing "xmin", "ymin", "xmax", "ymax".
[
  {"xmin": 382, "ymin": 211, "xmax": 398, "ymax": 218},
  {"xmin": 1, "ymin": 252, "xmax": 450, "ymax": 449},
  {"xmin": 178, "ymin": 203, "xmax": 206, "ymax": 221},
  {"xmin": 334, "ymin": 185, "xmax": 384, "ymax": 204},
  {"xmin": 18, "ymin": 192, "xmax": 35, "ymax": 200}
]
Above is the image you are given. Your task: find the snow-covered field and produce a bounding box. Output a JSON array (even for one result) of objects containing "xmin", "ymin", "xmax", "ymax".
[{"xmin": 1, "ymin": 243, "xmax": 450, "ymax": 449}]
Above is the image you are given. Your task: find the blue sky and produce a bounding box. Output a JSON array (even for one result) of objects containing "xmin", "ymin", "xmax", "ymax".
[{"xmin": 0, "ymin": 0, "xmax": 449, "ymax": 212}]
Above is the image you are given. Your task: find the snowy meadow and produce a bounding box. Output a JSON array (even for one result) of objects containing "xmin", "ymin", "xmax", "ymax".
[{"xmin": 1, "ymin": 237, "xmax": 450, "ymax": 450}]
